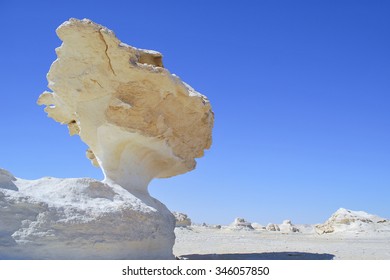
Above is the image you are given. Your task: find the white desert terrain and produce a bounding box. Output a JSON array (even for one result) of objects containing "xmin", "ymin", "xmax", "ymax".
[
  {"xmin": 1, "ymin": 18, "xmax": 388, "ymax": 261},
  {"xmin": 173, "ymin": 209, "xmax": 390, "ymax": 260},
  {"xmin": 2, "ymin": 168, "xmax": 389, "ymax": 260}
]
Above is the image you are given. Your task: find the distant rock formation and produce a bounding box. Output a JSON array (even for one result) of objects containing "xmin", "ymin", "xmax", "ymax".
[
  {"xmin": 231, "ymin": 218, "xmax": 254, "ymax": 230},
  {"xmin": 1, "ymin": 18, "xmax": 213, "ymax": 259},
  {"xmin": 251, "ymin": 223, "xmax": 266, "ymax": 230},
  {"xmin": 173, "ymin": 212, "xmax": 192, "ymax": 227},
  {"xmin": 315, "ymin": 208, "xmax": 390, "ymax": 234},
  {"xmin": 266, "ymin": 223, "xmax": 280, "ymax": 231},
  {"xmin": 263, "ymin": 220, "xmax": 300, "ymax": 233},
  {"xmin": 279, "ymin": 220, "xmax": 299, "ymax": 233}
]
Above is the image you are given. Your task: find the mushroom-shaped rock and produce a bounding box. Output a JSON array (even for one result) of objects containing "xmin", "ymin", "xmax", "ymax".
[
  {"xmin": 37, "ymin": 18, "xmax": 213, "ymax": 194},
  {"xmin": 0, "ymin": 18, "xmax": 213, "ymax": 260}
]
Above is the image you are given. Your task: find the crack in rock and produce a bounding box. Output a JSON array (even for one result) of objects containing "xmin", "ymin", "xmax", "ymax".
[{"xmin": 98, "ymin": 29, "xmax": 116, "ymax": 76}]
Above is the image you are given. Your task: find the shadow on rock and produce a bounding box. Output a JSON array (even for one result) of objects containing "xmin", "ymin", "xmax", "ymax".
[
  {"xmin": 179, "ymin": 252, "xmax": 335, "ymax": 260},
  {"xmin": 0, "ymin": 169, "xmax": 18, "ymax": 191}
]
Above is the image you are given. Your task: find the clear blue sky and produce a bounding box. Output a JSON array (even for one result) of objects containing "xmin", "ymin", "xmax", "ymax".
[{"xmin": 1, "ymin": 0, "xmax": 389, "ymax": 225}]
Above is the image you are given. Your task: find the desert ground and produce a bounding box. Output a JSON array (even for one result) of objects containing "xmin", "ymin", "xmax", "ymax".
[{"xmin": 173, "ymin": 224, "xmax": 390, "ymax": 260}]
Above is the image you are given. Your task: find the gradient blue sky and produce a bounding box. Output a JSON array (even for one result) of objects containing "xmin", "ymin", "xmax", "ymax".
[{"xmin": 1, "ymin": 0, "xmax": 389, "ymax": 225}]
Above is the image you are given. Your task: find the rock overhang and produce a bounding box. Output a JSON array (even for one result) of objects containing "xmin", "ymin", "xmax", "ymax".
[{"xmin": 38, "ymin": 18, "xmax": 214, "ymax": 192}]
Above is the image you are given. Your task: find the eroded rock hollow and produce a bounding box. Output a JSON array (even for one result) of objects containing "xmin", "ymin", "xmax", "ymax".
[{"xmin": 0, "ymin": 18, "xmax": 213, "ymax": 259}]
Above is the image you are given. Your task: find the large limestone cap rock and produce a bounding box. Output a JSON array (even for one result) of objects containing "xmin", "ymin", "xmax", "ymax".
[{"xmin": 37, "ymin": 18, "xmax": 214, "ymax": 193}]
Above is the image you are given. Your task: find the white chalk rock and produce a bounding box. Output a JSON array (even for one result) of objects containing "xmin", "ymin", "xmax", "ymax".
[
  {"xmin": 315, "ymin": 208, "xmax": 390, "ymax": 234},
  {"xmin": 0, "ymin": 170, "xmax": 175, "ymax": 259},
  {"xmin": 172, "ymin": 212, "xmax": 192, "ymax": 227},
  {"xmin": 230, "ymin": 218, "xmax": 254, "ymax": 230},
  {"xmin": 251, "ymin": 223, "xmax": 266, "ymax": 230},
  {"xmin": 0, "ymin": 18, "xmax": 213, "ymax": 259},
  {"xmin": 279, "ymin": 220, "xmax": 300, "ymax": 233},
  {"xmin": 266, "ymin": 223, "xmax": 280, "ymax": 232}
]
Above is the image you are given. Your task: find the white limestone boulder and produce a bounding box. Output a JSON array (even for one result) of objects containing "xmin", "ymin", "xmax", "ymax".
[
  {"xmin": 0, "ymin": 170, "xmax": 175, "ymax": 259},
  {"xmin": 279, "ymin": 220, "xmax": 300, "ymax": 233},
  {"xmin": 266, "ymin": 223, "xmax": 280, "ymax": 232},
  {"xmin": 251, "ymin": 223, "xmax": 266, "ymax": 230},
  {"xmin": 315, "ymin": 208, "xmax": 390, "ymax": 234},
  {"xmin": 230, "ymin": 218, "xmax": 254, "ymax": 230}
]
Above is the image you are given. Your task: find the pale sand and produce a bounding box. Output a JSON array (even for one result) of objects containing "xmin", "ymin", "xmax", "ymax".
[{"xmin": 173, "ymin": 226, "xmax": 390, "ymax": 260}]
